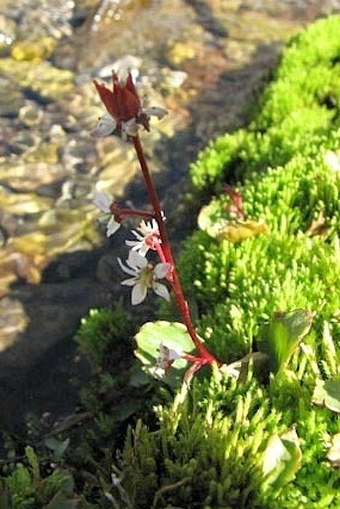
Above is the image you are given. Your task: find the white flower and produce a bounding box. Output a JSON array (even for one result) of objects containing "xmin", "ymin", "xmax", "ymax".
[
  {"xmin": 91, "ymin": 113, "xmax": 117, "ymax": 138},
  {"xmin": 91, "ymin": 107, "xmax": 167, "ymax": 139},
  {"xmin": 125, "ymin": 219, "xmax": 160, "ymax": 256},
  {"xmin": 93, "ymin": 191, "xmax": 120, "ymax": 236},
  {"xmin": 156, "ymin": 342, "xmax": 181, "ymax": 371},
  {"xmin": 122, "ymin": 117, "xmax": 140, "ymax": 137},
  {"xmin": 118, "ymin": 250, "xmax": 170, "ymax": 305},
  {"xmin": 142, "ymin": 106, "xmax": 167, "ymax": 120}
]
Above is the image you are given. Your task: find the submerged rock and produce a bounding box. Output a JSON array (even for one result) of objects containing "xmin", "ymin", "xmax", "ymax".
[
  {"xmin": 0, "ymin": 14, "xmax": 16, "ymax": 49},
  {"xmin": 18, "ymin": 102, "xmax": 44, "ymax": 127},
  {"xmin": 11, "ymin": 37, "xmax": 56, "ymax": 62},
  {"xmin": 0, "ymin": 77, "xmax": 24, "ymax": 117},
  {"xmin": 0, "ymin": 58, "xmax": 74, "ymax": 99}
]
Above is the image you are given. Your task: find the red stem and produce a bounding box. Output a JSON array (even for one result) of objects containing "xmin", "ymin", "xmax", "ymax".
[
  {"xmin": 120, "ymin": 208, "xmax": 155, "ymax": 219},
  {"xmin": 132, "ymin": 134, "xmax": 218, "ymax": 365}
]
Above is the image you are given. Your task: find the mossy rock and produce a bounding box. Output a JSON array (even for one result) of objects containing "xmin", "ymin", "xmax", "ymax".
[{"xmin": 190, "ymin": 15, "xmax": 340, "ymax": 191}]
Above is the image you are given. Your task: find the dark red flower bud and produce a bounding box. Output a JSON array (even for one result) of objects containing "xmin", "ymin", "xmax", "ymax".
[{"xmin": 94, "ymin": 72, "xmax": 142, "ymax": 123}]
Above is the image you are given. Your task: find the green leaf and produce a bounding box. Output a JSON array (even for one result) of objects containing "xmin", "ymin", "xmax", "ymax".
[
  {"xmin": 44, "ymin": 491, "xmax": 79, "ymax": 509},
  {"xmin": 257, "ymin": 309, "xmax": 314, "ymax": 373},
  {"xmin": 262, "ymin": 428, "xmax": 302, "ymax": 496},
  {"xmin": 312, "ymin": 379, "xmax": 340, "ymax": 413},
  {"xmin": 44, "ymin": 438, "xmax": 70, "ymax": 461},
  {"xmin": 25, "ymin": 445, "xmax": 40, "ymax": 484},
  {"xmin": 134, "ymin": 321, "xmax": 195, "ymax": 384},
  {"xmin": 0, "ymin": 480, "xmax": 10, "ymax": 509},
  {"xmin": 198, "ymin": 199, "xmax": 269, "ymax": 242},
  {"xmin": 198, "ymin": 199, "xmax": 226, "ymax": 237}
]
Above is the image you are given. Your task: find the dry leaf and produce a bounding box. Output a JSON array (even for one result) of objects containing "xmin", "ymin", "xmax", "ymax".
[
  {"xmin": 306, "ymin": 211, "xmax": 328, "ymax": 237},
  {"xmin": 327, "ymin": 433, "xmax": 340, "ymax": 467},
  {"xmin": 218, "ymin": 219, "xmax": 270, "ymax": 243}
]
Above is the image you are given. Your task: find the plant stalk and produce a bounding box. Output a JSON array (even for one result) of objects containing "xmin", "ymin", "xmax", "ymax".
[{"xmin": 133, "ymin": 134, "xmax": 218, "ymax": 365}]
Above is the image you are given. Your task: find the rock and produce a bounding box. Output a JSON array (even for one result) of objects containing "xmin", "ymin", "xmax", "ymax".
[
  {"xmin": 0, "ymin": 278, "xmax": 110, "ymax": 372},
  {"xmin": 0, "ymin": 161, "xmax": 67, "ymax": 192},
  {"xmin": 0, "ymin": 77, "xmax": 24, "ymax": 117},
  {"xmin": 11, "ymin": 37, "xmax": 56, "ymax": 62},
  {"xmin": 0, "ymin": 187, "xmax": 53, "ymax": 215},
  {"xmin": 0, "ymin": 298, "xmax": 27, "ymax": 354},
  {"xmin": 0, "ymin": 275, "xmax": 111, "ymax": 430},
  {"xmin": 0, "ymin": 58, "xmax": 74, "ymax": 100},
  {"xmin": 0, "ymin": 14, "xmax": 16, "ymax": 50},
  {"xmin": 4, "ymin": 130, "xmax": 39, "ymax": 155},
  {"xmin": 19, "ymin": 102, "xmax": 44, "ymax": 127}
]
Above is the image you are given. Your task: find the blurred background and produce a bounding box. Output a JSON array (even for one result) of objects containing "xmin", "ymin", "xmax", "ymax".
[{"xmin": 0, "ymin": 0, "xmax": 338, "ymax": 431}]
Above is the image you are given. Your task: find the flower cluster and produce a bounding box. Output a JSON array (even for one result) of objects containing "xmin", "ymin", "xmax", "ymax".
[{"xmin": 93, "ymin": 190, "xmax": 171, "ymax": 305}]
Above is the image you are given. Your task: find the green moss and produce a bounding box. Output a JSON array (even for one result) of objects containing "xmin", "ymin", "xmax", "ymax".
[
  {"xmin": 0, "ymin": 446, "xmax": 95, "ymax": 509},
  {"xmin": 117, "ymin": 367, "xmax": 339, "ymax": 508},
  {"xmin": 75, "ymin": 299, "xmax": 134, "ymax": 366},
  {"xmin": 179, "ymin": 234, "xmax": 339, "ymax": 363},
  {"xmin": 191, "ymin": 15, "xmax": 340, "ymax": 191},
  {"xmin": 114, "ymin": 16, "xmax": 340, "ymax": 508}
]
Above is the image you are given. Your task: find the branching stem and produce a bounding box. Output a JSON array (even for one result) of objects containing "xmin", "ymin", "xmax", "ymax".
[{"xmin": 133, "ymin": 134, "xmax": 219, "ymax": 365}]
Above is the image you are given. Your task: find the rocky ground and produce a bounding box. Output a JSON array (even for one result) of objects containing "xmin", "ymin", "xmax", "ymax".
[{"xmin": 0, "ymin": 0, "xmax": 339, "ymax": 432}]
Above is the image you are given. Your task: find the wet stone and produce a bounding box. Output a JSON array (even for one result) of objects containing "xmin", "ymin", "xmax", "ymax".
[
  {"xmin": 23, "ymin": 142, "xmax": 60, "ymax": 165},
  {"xmin": 0, "ymin": 14, "xmax": 16, "ymax": 50},
  {"xmin": 61, "ymin": 177, "xmax": 93, "ymax": 200},
  {"xmin": 0, "ymin": 187, "xmax": 53, "ymax": 215},
  {"xmin": 0, "ymin": 0, "xmax": 75, "ymax": 40},
  {"xmin": 0, "ymin": 161, "xmax": 67, "ymax": 192},
  {"xmin": 11, "ymin": 37, "xmax": 56, "ymax": 62},
  {"xmin": 0, "ymin": 227, "xmax": 6, "ymax": 247},
  {"xmin": 0, "ymin": 58, "xmax": 74, "ymax": 100},
  {"xmin": 19, "ymin": 102, "xmax": 44, "ymax": 127},
  {"xmin": 61, "ymin": 138, "xmax": 98, "ymax": 173},
  {"xmin": 0, "ymin": 77, "xmax": 24, "ymax": 117},
  {"xmin": 4, "ymin": 131, "xmax": 40, "ymax": 156},
  {"xmin": 0, "ymin": 298, "xmax": 27, "ymax": 353}
]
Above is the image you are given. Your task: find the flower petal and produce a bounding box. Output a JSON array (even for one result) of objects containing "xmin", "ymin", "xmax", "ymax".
[
  {"xmin": 117, "ymin": 257, "xmax": 136, "ymax": 277},
  {"xmin": 121, "ymin": 277, "xmax": 137, "ymax": 286},
  {"xmin": 93, "ymin": 191, "xmax": 112, "ymax": 212},
  {"xmin": 136, "ymin": 244, "xmax": 149, "ymax": 257},
  {"xmin": 127, "ymin": 250, "xmax": 148, "ymax": 269},
  {"xmin": 154, "ymin": 262, "xmax": 171, "ymax": 280},
  {"xmin": 152, "ymin": 282, "xmax": 170, "ymax": 301},
  {"xmin": 91, "ymin": 112, "xmax": 116, "ymax": 138},
  {"xmin": 106, "ymin": 216, "xmax": 121, "ymax": 237},
  {"xmin": 143, "ymin": 106, "xmax": 168, "ymax": 120},
  {"xmin": 125, "ymin": 240, "xmax": 149, "ymax": 257},
  {"xmin": 122, "ymin": 118, "xmax": 140, "ymax": 136},
  {"xmin": 130, "ymin": 229, "xmax": 145, "ymax": 241},
  {"xmin": 131, "ymin": 282, "xmax": 147, "ymax": 305}
]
